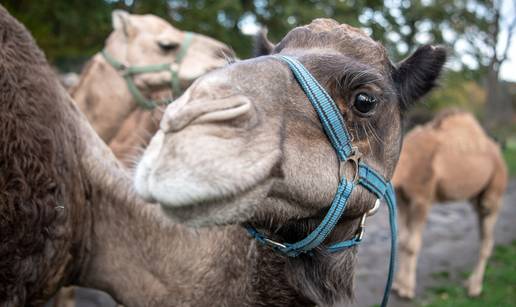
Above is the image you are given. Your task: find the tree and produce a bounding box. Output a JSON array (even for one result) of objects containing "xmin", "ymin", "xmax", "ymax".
[
  {"xmin": 2, "ymin": 0, "xmax": 115, "ymax": 69},
  {"xmin": 483, "ymin": 0, "xmax": 515, "ymax": 127}
]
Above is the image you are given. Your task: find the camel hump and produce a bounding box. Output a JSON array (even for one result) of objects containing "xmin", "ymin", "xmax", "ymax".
[
  {"xmin": 429, "ymin": 109, "xmax": 496, "ymax": 154},
  {"xmin": 395, "ymin": 109, "xmax": 503, "ymax": 186}
]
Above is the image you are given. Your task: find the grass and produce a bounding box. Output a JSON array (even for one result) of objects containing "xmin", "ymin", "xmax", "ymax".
[
  {"xmin": 503, "ymin": 140, "xmax": 516, "ymax": 176},
  {"xmin": 419, "ymin": 241, "xmax": 516, "ymax": 307}
]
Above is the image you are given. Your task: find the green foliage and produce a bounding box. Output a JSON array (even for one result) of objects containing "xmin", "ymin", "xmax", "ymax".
[
  {"xmin": 419, "ymin": 241, "xmax": 516, "ymax": 307},
  {"xmin": 422, "ymin": 70, "xmax": 486, "ymax": 113},
  {"xmin": 2, "ymin": 0, "xmax": 499, "ymax": 70},
  {"xmin": 503, "ymin": 138, "xmax": 516, "ymax": 176},
  {"xmin": 3, "ymin": 0, "xmax": 509, "ymax": 122},
  {"xmin": 0, "ymin": 0, "xmax": 456, "ymax": 67},
  {"xmin": 156, "ymin": 1, "xmax": 252, "ymax": 58},
  {"xmin": 2, "ymin": 0, "xmax": 115, "ymax": 69},
  {"xmin": 123, "ymin": 0, "xmax": 382, "ymax": 58}
]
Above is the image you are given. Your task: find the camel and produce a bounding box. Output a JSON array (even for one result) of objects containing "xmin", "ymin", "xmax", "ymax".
[
  {"xmin": 71, "ymin": 10, "xmax": 234, "ymax": 166},
  {"xmin": 0, "ymin": 7, "xmax": 447, "ymax": 306},
  {"xmin": 1, "ymin": 7, "xmax": 296, "ymax": 306},
  {"xmin": 391, "ymin": 109, "xmax": 508, "ymax": 299},
  {"xmin": 134, "ymin": 17, "xmax": 447, "ymax": 306}
]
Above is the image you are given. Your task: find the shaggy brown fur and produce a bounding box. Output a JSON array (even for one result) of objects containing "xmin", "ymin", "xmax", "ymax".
[{"xmin": 0, "ymin": 7, "xmax": 91, "ymax": 306}]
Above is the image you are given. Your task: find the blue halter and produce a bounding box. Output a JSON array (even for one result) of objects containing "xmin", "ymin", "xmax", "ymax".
[{"xmin": 245, "ymin": 55, "xmax": 397, "ymax": 307}]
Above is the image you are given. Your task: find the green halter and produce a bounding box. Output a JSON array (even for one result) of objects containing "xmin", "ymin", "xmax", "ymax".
[{"xmin": 101, "ymin": 32, "xmax": 194, "ymax": 109}]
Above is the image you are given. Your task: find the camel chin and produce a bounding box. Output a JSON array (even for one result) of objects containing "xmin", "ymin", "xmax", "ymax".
[{"xmin": 156, "ymin": 181, "xmax": 273, "ymax": 227}]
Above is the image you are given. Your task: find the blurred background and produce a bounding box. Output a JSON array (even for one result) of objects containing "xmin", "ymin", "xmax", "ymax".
[
  {"xmin": 2, "ymin": 0, "xmax": 514, "ymax": 306},
  {"xmin": 2, "ymin": 0, "xmax": 515, "ymax": 139}
]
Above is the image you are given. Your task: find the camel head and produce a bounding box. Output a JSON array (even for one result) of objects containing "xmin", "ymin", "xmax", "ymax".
[
  {"xmin": 71, "ymin": 10, "xmax": 235, "ymax": 144},
  {"xmin": 135, "ymin": 18, "xmax": 446, "ymax": 240},
  {"xmin": 104, "ymin": 10, "xmax": 233, "ymax": 91}
]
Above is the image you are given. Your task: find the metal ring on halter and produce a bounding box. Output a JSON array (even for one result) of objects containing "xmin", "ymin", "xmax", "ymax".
[
  {"xmin": 170, "ymin": 62, "xmax": 180, "ymax": 72},
  {"xmin": 367, "ymin": 198, "xmax": 381, "ymax": 216},
  {"xmin": 119, "ymin": 65, "xmax": 129, "ymax": 76},
  {"xmin": 355, "ymin": 198, "xmax": 381, "ymax": 241},
  {"xmin": 339, "ymin": 147, "xmax": 362, "ymax": 183}
]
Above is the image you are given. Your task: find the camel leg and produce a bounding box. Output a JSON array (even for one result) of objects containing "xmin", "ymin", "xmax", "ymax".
[
  {"xmin": 392, "ymin": 198, "xmax": 430, "ymax": 299},
  {"xmin": 466, "ymin": 194, "xmax": 501, "ymax": 297},
  {"xmin": 392, "ymin": 193, "xmax": 410, "ymax": 295}
]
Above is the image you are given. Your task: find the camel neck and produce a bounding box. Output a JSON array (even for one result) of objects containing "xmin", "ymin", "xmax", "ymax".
[
  {"xmin": 66, "ymin": 111, "xmax": 306, "ymax": 305},
  {"xmin": 74, "ymin": 154, "xmax": 305, "ymax": 306},
  {"xmin": 71, "ymin": 55, "xmax": 135, "ymax": 143}
]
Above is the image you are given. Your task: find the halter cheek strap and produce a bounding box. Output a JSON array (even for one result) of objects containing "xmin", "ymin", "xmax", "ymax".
[
  {"xmin": 245, "ymin": 55, "xmax": 397, "ymax": 307},
  {"xmin": 101, "ymin": 32, "xmax": 194, "ymax": 109}
]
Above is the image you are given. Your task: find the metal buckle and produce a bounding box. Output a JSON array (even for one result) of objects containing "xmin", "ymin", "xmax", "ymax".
[
  {"xmin": 170, "ymin": 62, "xmax": 180, "ymax": 72},
  {"xmin": 263, "ymin": 238, "xmax": 287, "ymax": 249},
  {"xmin": 119, "ymin": 65, "xmax": 130, "ymax": 76},
  {"xmin": 339, "ymin": 146, "xmax": 362, "ymax": 184},
  {"xmin": 355, "ymin": 198, "xmax": 381, "ymax": 241},
  {"xmin": 368, "ymin": 198, "xmax": 381, "ymax": 216}
]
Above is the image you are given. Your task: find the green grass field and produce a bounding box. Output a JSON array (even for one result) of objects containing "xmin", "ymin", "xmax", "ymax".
[
  {"xmin": 419, "ymin": 241, "xmax": 516, "ymax": 307},
  {"xmin": 504, "ymin": 143, "xmax": 516, "ymax": 177}
]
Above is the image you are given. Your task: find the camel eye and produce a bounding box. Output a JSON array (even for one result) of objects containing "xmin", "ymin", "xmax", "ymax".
[
  {"xmin": 353, "ymin": 93, "xmax": 377, "ymax": 115},
  {"xmin": 158, "ymin": 41, "xmax": 180, "ymax": 52}
]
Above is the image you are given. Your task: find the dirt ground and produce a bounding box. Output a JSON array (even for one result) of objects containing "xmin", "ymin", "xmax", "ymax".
[
  {"xmin": 46, "ymin": 180, "xmax": 516, "ymax": 307},
  {"xmin": 349, "ymin": 179, "xmax": 516, "ymax": 307}
]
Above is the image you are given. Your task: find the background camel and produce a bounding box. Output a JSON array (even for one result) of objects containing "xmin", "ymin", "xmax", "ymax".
[
  {"xmin": 71, "ymin": 10, "xmax": 234, "ymax": 166},
  {"xmin": 135, "ymin": 18, "xmax": 446, "ymax": 306},
  {"xmin": 0, "ymin": 8, "xmax": 447, "ymax": 306},
  {"xmin": 391, "ymin": 109, "xmax": 508, "ymax": 299}
]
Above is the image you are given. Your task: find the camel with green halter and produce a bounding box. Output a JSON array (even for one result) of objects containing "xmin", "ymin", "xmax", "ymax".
[{"xmin": 71, "ymin": 10, "xmax": 234, "ymax": 166}]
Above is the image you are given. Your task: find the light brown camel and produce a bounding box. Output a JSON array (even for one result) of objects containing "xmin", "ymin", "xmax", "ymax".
[
  {"xmin": 71, "ymin": 10, "xmax": 233, "ymax": 166},
  {"xmin": 0, "ymin": 7, "xmax": 446, "ymax": 306},
  {"xmin": 391, "ymin": 109, "xmax": 508, "ymax": 299}
]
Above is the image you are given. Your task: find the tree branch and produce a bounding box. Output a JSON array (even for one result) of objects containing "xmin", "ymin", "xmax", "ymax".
[{"xmin": 499, "ymin": 4, "xmax": 516, "ymax": 64}]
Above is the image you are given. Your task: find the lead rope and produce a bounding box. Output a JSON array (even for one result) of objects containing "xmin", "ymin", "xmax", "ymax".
[
  {"xmin": 245, "ymin": 55, "xmax": 397, "ymax": 307},
  {"xmin": 382, "ymin": 185, "xmax": 397, "ymax": 307}
]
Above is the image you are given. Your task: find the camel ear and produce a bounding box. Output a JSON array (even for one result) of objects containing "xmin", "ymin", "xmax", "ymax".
[
  {"xmin": 112, "ymin": 10, "xmax": 135, "ymax": 38},
  {"xmin": 253, "ymin": 28, "xmax": 275, "ymax": 57},
  {"xmin": 392, "ymin": 45, "xmax": 447, "ymax": 110}
]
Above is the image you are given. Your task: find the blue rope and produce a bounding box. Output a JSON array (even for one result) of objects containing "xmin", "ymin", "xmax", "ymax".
[
  {"xmin": 282, "ymin": 179, "xmax": 355, "ymax": 256},
  {"xmin": 278, "ymin": 55, "xmax": 354, "ymax": 160},
  {"xmin": 382, "ymin": 185, "xmax": 397, "ymax": 307},
  {"xmin": 246, "ymin": 55, "xmax": 397, "ymax": 307}
]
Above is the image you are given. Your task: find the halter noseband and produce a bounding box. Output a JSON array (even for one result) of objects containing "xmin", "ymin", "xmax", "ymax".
[
  {"xmin": 245, "ymin": 55, "xmax": 397, "ymax": 307},
  {"xmin": 101, "ymin": 32, "xmax": 194, "ymax": 109}
]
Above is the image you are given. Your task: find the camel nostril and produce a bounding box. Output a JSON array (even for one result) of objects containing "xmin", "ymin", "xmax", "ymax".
[
  {"xmin": 161, "ymin": 95, "xmax": 252, "ymax": 132},
  {"xmin": 192, "ymin": 98, "xmax": 251, "ymax": 125}
]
